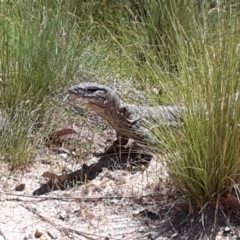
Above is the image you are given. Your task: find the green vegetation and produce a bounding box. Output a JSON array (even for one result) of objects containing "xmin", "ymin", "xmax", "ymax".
[
  {"xmin": 151, "ymin": 1, "xmax": 240, "ymax": 208},
  {"xmin": 1, "ymin": 0, "xmax": 240, "ymax": 212}
]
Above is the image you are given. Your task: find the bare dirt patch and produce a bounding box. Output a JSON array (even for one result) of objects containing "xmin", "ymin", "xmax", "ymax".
[
  {"xmin": 2, "ymin": 145, "xmax": 240, "ymax": 240},
  {"xmin": 0, "ymin": 145, "xmax": 170, "ymax": 239}
]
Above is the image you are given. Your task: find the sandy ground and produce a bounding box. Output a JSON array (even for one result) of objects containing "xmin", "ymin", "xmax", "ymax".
[{"xmin": 0, "ymin": 148, "xmax": 170, "ymax": 240}]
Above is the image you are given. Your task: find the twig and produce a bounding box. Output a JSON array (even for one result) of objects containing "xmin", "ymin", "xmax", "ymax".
[
  {"xmin": 0, "ymin": 190, "xmax": 160, "ymax": 202},
  {"xmin": 0, "ymin": 228, "xmax": 7, "ymax": 240}
]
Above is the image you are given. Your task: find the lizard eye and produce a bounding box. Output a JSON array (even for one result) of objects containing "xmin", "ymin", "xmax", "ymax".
[{"xmin": 87, "ymin": 88, "xmax": 98, "ymax": 93}]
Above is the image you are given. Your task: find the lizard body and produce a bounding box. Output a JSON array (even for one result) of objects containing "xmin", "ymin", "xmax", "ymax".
[{"xmin": 67, "ymin": 82, "xmax": 186, "ymax": 145}]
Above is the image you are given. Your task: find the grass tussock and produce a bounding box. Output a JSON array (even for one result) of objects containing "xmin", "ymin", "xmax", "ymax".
[
  {"xmin": 0, "ymin": 0, "xmax": 159, "ymax": 168},
  {"xmin": 0, "ymin": 0, "xmax": 124, "ymax": 168},
  {"xmin": 152, "ymin": 1, "xmax": 240, "ymax": 207}
]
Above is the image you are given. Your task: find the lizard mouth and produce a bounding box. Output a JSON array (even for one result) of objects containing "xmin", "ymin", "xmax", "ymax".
[
  {"xmin": 68, "ymin": 87, "xmax": 107, "ymax": 104},
  {"xmin": 66, "ymin": 92, "xmax": 91, "ymax": 104},
  {"xmin": 63, "ymin": 93, "xmax": 78, "ymax": 102}
]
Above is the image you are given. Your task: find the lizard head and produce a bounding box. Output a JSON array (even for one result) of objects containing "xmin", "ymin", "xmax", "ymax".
[{"xmin": 68, "ymin": 82, "xmax": 121, "ymax": 109}]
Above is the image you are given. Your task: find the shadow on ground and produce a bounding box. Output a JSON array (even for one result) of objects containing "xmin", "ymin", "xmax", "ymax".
[
  {"xmin": 33, "ymin": 141, "xmax": 153, "ymax": 196},
  {"xmin": 140, "ymin": 194, "xmax": 240, "ymax": 239}
]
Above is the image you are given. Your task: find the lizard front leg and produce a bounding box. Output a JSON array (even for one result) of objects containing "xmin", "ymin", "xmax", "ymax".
[{"xmin": 118, "ymin": 106, "xmax": 141, "ymax": 125}]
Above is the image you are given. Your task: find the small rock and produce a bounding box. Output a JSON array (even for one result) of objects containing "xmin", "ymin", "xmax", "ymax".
[
  {"xmin": 224, "ymin": 226, "xmax": 231, "ymax": 233},
  {"xmin": 71, "ymin": 151, "xmax": 76, "ymax": 156},
  {"xmin": 58, "ymin": 211, "xmax": 68, "ymax": 221},
  {"xmin": 132, "ymin": 210, "xmax": 141, "ymax": 217}
]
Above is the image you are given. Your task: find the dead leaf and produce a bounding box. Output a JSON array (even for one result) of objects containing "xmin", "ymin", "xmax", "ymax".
[
  {"xmin": 15, "ymin": 183, "xmax": 25, "ymax": 191},
  {"xmin": 54, "ymin": 128, "xmax": 77, "ymax": 137},
  {"xmin": 34, "ymin": 229, "xmax": 43, "ymax": 238}
]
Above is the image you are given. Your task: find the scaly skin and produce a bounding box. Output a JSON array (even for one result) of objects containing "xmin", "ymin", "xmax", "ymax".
[{"xmin": 68, "ymin": 82, "xmax": 186, "ymax": 145}]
